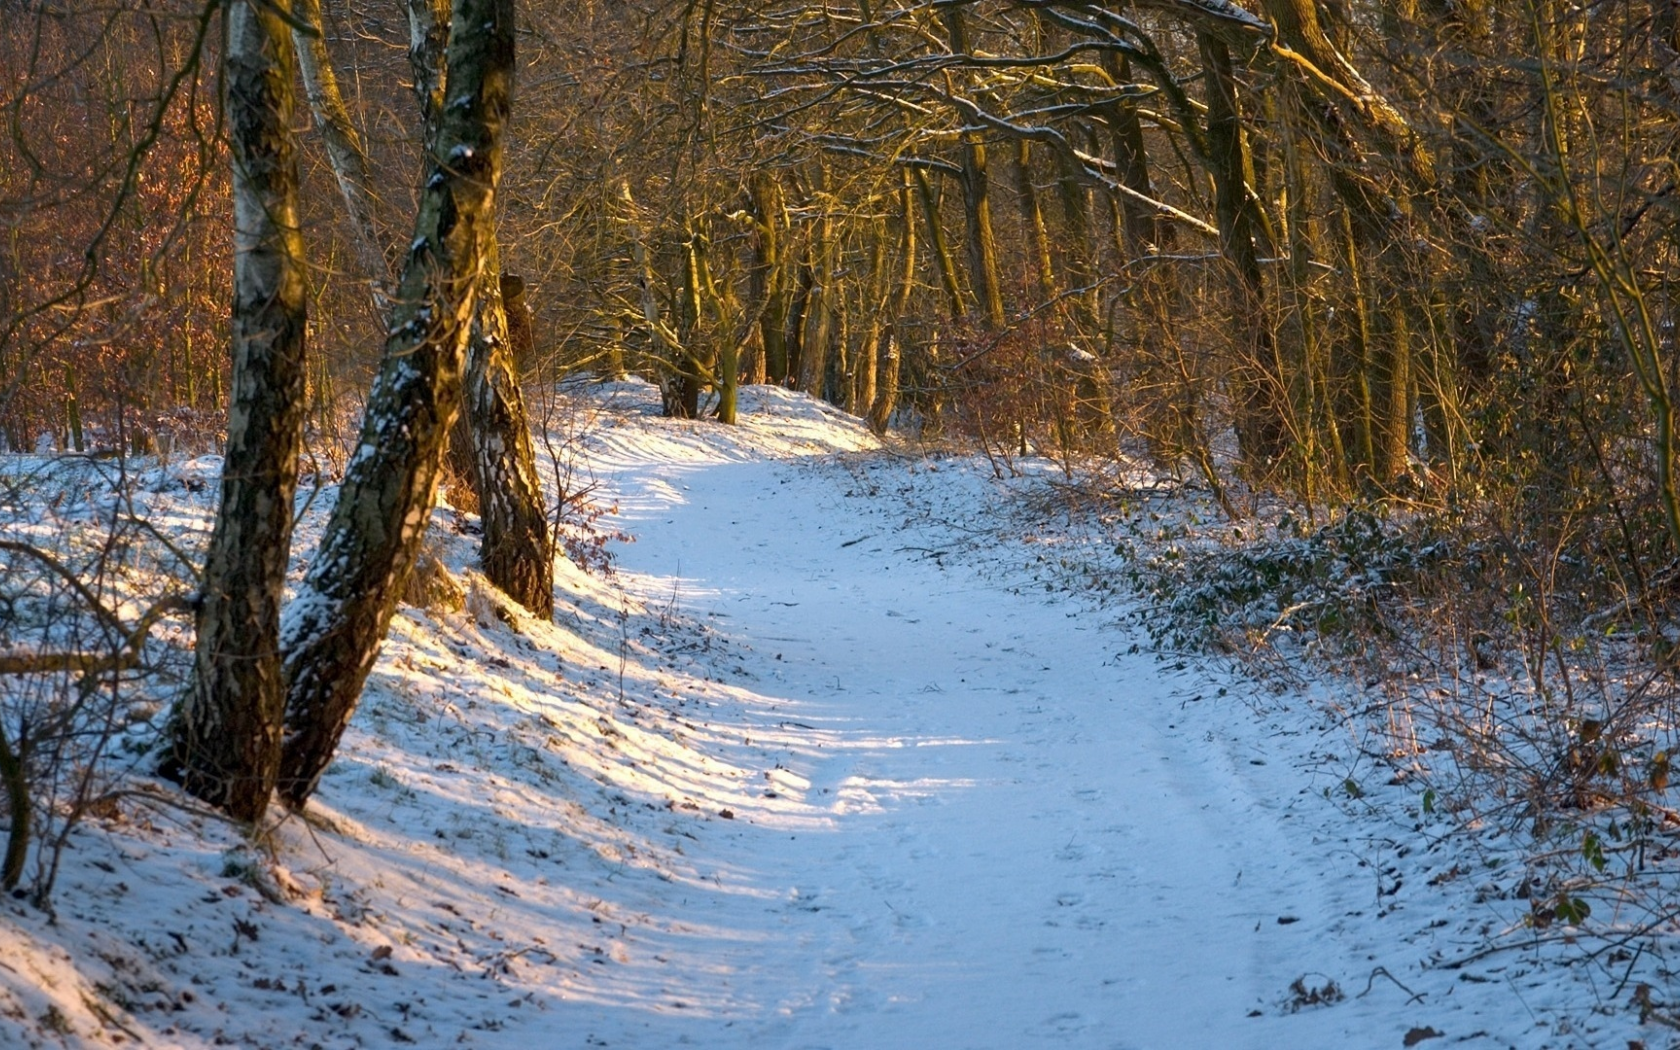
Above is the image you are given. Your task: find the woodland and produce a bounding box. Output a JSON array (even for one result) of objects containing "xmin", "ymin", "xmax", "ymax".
[{"xmin": 4, "ymin": 0, "xmax": 1680, "ymax": 1043}]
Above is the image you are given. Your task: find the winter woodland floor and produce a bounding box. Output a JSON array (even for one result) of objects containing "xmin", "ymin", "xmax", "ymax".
[{"xmin": 0, "ymin": 381, "xmax": 1665, "ymax": 1048}]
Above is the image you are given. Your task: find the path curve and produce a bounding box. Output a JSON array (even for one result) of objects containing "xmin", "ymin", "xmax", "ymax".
[{"xmin": 574, "ymin": 386, "xmax": 1424, "ymax": 1049}]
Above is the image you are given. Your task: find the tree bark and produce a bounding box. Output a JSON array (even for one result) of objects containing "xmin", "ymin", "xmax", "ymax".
[
  {"xmin": 458, "ymin": 236, "xmax": 553, "ymax": 617},
  {"xmin": 279, "ymin": 0, "xmax": 515, "ymax": 809},
  {"xmin": 1261, "ymin": 0, "xmax": 1433, "ymax": 484},
  {"xmin": 671, "ymin": 228, "xmax": 709, "ymax": 418},
  {"xmin": 1103, "ymin": 45, "xmax": 1177, "ymax": 456},
  {"xmin": 1103, "ymin": 49, "xmax": 1160, "ymax": 256},
  {"xmin": 869, "ymin": 171, "xmax": 915, "ymax": 435},
  {"xmin": 943, "ymin": 8, "xmax": 1005, "ymax": 329},
  {"xmin": 293, "ymin": 0, "xmax": 388, "ymax": 279},
  {"xmin": 750, "ymin": 172, "xmax": 792, "ymax": 385},
  {"xmin": 1052, "ymin": 145, "xmax": 1100, "ymax": 333},
  {"xmin": 165, "ymin": 0, "xmax": 309, "ymax": 823},
  {"xmin": 1014, "ymin": 139, "xmax": 1056, "ymax": 305},
  {"xmin": 386, "ymin": 0, "xmax": 554, "ymax": 616},
  {"xmin": 914, "ymin": 167, "xmax": 966, "ymax": 319},
  {"xmin": 797, "ymin": 170, "xmax": 836, "ymax": 398},
  {"xmin": 406, "ymin": 0, "xmax": 450, "ymax": 142},
  {"xmin": 1200, "ymin": 33, "xmax": 1286, "ymax": 470},
  {"xmin": 853, "ymin": 226, "xmax": 888, "ymax": 415}
]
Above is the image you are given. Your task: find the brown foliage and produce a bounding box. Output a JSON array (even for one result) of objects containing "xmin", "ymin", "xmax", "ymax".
[{"xmin": 0, "ymin": 2, "xmax": 230, "ymax": 452}]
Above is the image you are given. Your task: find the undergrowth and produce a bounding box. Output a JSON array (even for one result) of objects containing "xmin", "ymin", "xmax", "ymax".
[
  {"xmin": 1078, "ymin": 481, "xmax": 1680, "ymax": 973},
  {"xmin": 0, "ymin": 453, "xmax": 196, "ymax": 908},
  {"xmin": 1119, "ymin": 507, "xmax": 1451, "ymax": 656}
]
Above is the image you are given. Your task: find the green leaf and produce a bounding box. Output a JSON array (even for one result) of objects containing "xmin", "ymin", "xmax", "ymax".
[{"xmin": 1582, "ymin": 830, "xmax": 1607, "ymax": 872}]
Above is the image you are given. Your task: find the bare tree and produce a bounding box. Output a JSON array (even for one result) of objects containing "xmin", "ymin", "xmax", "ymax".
[
  {"xmin": 163, "ymin": 0, "xmax": 309, "ymax": 822},
  {"xmin": 279, "ymin": 0, "xmax": 516, "ymax": 808}
]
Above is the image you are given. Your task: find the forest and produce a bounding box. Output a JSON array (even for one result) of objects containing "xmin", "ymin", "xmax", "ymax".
[{"xmin": 4, "ymin": 0, "xmax": 1680, "ymax": 1045}]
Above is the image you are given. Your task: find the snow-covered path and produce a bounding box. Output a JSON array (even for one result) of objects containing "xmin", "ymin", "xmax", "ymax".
[
  {"xmin": 3, "ymin": 382, "xmax": 1633, "ymax": 1048},
  {"xmin": 577, "ymin": 391, "xmax": 1427, "ymax": 1048}
]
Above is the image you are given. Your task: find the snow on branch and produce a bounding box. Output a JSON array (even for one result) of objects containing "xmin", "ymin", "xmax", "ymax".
[{"xmin": 1108, "ymin": 0, "xmax": 1269, "ymax": 44}]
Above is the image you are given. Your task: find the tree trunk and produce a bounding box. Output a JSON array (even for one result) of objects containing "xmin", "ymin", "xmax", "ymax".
[
  {"xmin": 1200, "ymin": 33, "xmax": 1286, "ymax": 470},
  {"xmin": 1262, "ymin": 0, "xmax": 1433, "ymax": 485},
  {"xmin": 750, "ymin": 172, "xmax": 791, "ymax": 385},
  {"xmin": 869, "ymin": 171, "xmax": 915, "ymax": 435},
  {"xmin": 1104, "ymin": 49, "xmax": 1159, "ymax": 256},
  {"xmin": 1052, "ymin": 147, "xmax": 1100, "ymax": 333},
  {"xmin": 279, "ymin": 0, "xmax": 515, "ymax": 809},
  {"xmin": 693, "ymin": 222, "xmax": 742, "ymax": 423},
  {"xmin": 500, "ymin": 272, "xmax": 534, "ymax": 369},
  {"xmin": 672, "ymin": 229, "xmax": 707, "ymax": 418},
  {"xmin": 0, "ymin": 721, "xmax": 26, "ymax": 889},
  {"xmin": 854, "ymin": 226, "xmax": 889, "ymax": 415},
  {"xmin": 943, "ymin": 8, "xmax": 1006, "ymax": 329},
  {"xmin": 1416, "ymin": 0, "xmax": 1495, "ymax": 476},
  {"xmin": 1014, "ymin": 139, "xmax": 1056, "ymax": 305},
  {"xmin": 716, "ymin": 301, "xmax": 741, "ymax": 424},
  {"xmin": 406, "ymin": 0, "xmax": 450, "ymax": 142},
  {"xmin": 914, "ymin": 167, "xmax": 966, "ymax": 319},
  {"xmin": 1276, "ymin": 87, "xmax": 1345, "ymax": 496},
  {"xmin": 459, "ymin": 235, "xmax": 554, "ymax": 617},
  {"xmin": 1104, "ymin": 47, "xmax": 1176, "ymax": 458},
  {"xmin": 293, "ymin": 0, "xmax": 388, "ymax": 279},
  {"xmin": 409, "ymin": 0, "xmax": 551, "ymax": 616},
  {"xmin": 165, "ymin": 0, "xmax": 309, "ymax": 823},
  {"xmin": 798, "ymin": 172, "xmax": 835, "ymax": 398}
]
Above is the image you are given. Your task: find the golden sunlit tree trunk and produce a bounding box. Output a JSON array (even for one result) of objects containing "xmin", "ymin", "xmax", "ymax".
[
  {"xmin": 279, "ymin": 0, "xmax": 516, "ymax": 808},
  {"xmin": 943, "ymin": 7, "xmax": 1006, "ymax": 330},
  {"xmin": 1200, "ymin": 33, "xmax": 1285, "ymax": 472},
  {"xmin": 164, "ymin": 0, "xmax": 308, "ymax": 823}
]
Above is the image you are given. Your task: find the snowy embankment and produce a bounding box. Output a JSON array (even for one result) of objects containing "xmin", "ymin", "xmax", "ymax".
[{"xmin": 0, "ymin": 380, "xmax": 1658, "ymax": 1048}]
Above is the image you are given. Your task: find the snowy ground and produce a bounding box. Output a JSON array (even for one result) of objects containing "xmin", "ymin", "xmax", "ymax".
[{"xmin": 0, "ymin": 380, "xmax": 1672, "ymax": 1048}]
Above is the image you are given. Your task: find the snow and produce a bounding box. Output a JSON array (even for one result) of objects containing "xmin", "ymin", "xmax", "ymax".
[{"xmin": 0, "ymin": 380, "xmax": 1667, "ymax": 1048}]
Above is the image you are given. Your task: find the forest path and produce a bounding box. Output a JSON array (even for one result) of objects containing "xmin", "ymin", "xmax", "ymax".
[{"xmin": 574, "ymin": 389, "xmax": 1424, "ymax": 1049}]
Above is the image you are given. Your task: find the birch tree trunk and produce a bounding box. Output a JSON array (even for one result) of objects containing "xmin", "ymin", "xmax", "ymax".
[
  {"xmin": 459, "ymin": 236, "xmax": 553, "ymax": 618},
  {"xmin": 278, "ymin": 0, "xmax": 515, "ymax": 809},
  {"xmin": 407, "ymin": 0, "xmax": 450, "ymax": 142},
  {"xmin": 348, "ymin": 0, "xmax": 553, "ymax": 618},
  {"xmin": 164, "ymin": 0, "xmax": 308, "ymax": 823},
  {"xmin": 292, "ymin": 0, "xmax": 387, "ymax": 279}
]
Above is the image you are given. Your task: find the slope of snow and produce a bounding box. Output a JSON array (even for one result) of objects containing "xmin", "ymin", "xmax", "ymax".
[{"xmin": 0, "ymin": 379, "xmax": 1665, "ymax": 1048}]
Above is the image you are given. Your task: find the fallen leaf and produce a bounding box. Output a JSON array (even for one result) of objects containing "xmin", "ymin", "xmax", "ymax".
[{"xmin": 1403, "ymin": 1026, "xmax": 1444, "ymax": 1047}]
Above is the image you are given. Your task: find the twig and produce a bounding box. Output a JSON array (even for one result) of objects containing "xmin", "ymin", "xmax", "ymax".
[
  {"xmin": 0, "ymin": 539, "xmax": 127, "ymax": 636},
  {"xmin": 1358, "ymin": 965, "xmax": 1425, "ymax": 1005},
  {"xmin": 1435, "ymin": 930, "xmax": 1583, "ymax": 970},
  {"xmin": 113, "ymin": 782, "xmax": 250, "ymax": 830},
  {"xmin": 0, "ymin": 594, "xmax": 192, "ymax": 677},
  {"xmin": 1610, "ymin": 941, "xmax": 1646, "ymax": 1001}
]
